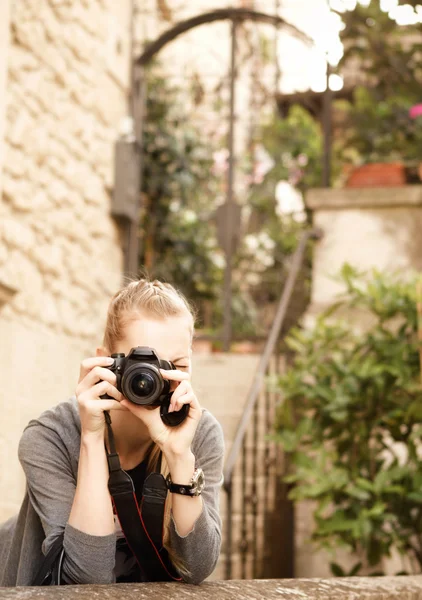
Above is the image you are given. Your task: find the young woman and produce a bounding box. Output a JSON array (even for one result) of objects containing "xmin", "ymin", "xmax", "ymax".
[{"xmin": 0, "ymin": 278, "xmax": 224, "ymax": 586}]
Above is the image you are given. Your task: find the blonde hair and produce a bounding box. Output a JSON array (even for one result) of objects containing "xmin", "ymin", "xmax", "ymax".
[
  {"xmin": 103, "ymin": 277, "xmax": 196, "ymax": 578},
  {"xmin": 103, "ymin": 277, "xmax": 195, "ymax": 353}
]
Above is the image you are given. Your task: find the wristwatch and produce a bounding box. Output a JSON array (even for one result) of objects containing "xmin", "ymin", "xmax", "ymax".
[{"xmin": 166, "ymin": 468, "xmax": 205, "ymax": 497}]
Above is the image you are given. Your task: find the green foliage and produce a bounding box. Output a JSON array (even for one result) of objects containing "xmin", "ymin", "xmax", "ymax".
[
  {"xmin": 275, "ymin": 265, "xmax": 422, "ymax": 575},
  {"xmin": 232, "ymin": 107, "xmax": 320, "ymax": 328},
  {"xmin": 334, "ymin": 0, "xmax": 422, "ymax": 166},
  {"xmin": 255, "ymin": 105, "xmax": 324, "ymax": 194},
  {"xmin": 140, "ymin": 68, "xmax": 223, "ymax": 305},
  {"xmin": 338, "ymin": 1, "xmax": 422, "ymax": 100},
  {"xmin": 336, "ymin": 88, "xmax": 422, "ymax": 165}
]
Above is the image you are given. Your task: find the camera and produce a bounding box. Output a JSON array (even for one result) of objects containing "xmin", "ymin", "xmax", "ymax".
[{"xmin": 101, "ymin": 346, "xmax": 189, "ymax": 427}]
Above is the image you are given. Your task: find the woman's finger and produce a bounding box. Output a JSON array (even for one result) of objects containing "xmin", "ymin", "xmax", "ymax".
[
  {"xmin": 79, "ymin": 395, "xmax": 128, "ymax": 414},
  {"xmin": 170, "ymin": 379, "xmax": 190, "ymax": 404},
  {"xmin": 169, "ymin": 391, "xmax": 193, "ymax": 413},
  {"xmin": 160, "ymin": 369, "xmax": 190, "ymax": 382},
  {"xmin": 78, "ymin": 356, "xmax": 114, "ymax": 384},
  {"xmin": 77, "ymin": 366, "xmax": 118, "ymax": 395},
  {"xmin": 79, "ymin": 379, "xmax": 123, "ymax": 404},
  {"xmin": 170, "ymin": 388, "xmax": 201, "ymax": 415},
  {"xmin": 91, "ymin": 399, "xmax": 129, "ymax": 413}
]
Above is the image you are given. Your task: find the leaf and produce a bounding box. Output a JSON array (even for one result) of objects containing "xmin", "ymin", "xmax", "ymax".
[
  {"xmin": 347, "ymin": 562, "xmax": 363, "ymax": 577},
  {"xmin": 407, "ymin": 492, "xmax": 422, "ymax": 504},
  {"xmin": 356, "ymin": 478, "xmax": 375, "ymax": 492},
  {"xmin": 330, "ymin": 562, "xmax": 345, "ymax": 577},
  {"xmin": 345, "ymin": 484, "xmax": 371, "ymax": 501}
]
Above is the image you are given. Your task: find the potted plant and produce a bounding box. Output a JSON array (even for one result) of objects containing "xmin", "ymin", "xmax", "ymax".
[
  {"xmin": 333, "ymin": 1, "xmax": 422, "ymax": 187},
  {"xmin": 336, "ymin": 89, "xmax": 422, "ymax": 187}
]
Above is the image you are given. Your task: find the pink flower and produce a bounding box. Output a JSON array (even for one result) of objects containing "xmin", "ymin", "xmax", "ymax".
[
  {"xmin": 212, "ymin": 149, "xmax": 229, "ymax": 176},
  {"xmin": 409, "ymin": 104, "xmax": 422, "ymax": 119}
]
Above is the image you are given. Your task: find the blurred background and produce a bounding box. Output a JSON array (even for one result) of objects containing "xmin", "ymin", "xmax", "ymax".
[{"xmin": 1, "ymin": 0, "xmax": 422, "ymax": 584}]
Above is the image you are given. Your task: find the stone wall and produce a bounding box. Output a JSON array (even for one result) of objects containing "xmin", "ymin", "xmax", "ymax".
[
  {"xmin": 0, "ymin": 0, "xmax": 11, "ymax": 196},
  {"xmin": 0, "ymin": 0, "xmax": 131, "ymax": 522}
]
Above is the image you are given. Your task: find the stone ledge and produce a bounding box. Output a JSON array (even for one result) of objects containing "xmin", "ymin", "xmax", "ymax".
[
  {"xmin": 2, "ymin": 577, "xmax": 422, "ymax": 600},
  {"xmin": 307, "ymin": 186, "xmax": 422, "ymax": 210}
]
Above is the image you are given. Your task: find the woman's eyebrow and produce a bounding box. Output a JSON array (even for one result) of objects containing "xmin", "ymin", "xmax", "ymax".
[{"xmin": 172, "ymin": 356, "xmax": 189, "ymax": 362}]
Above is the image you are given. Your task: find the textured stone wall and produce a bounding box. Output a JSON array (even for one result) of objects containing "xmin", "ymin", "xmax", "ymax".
[
  {"xmin": 0, "ymin": 0, "xmax": 131, "ymax": 521},
  {"xmin": 0, "ymin": 0, "xmax": 11, "ymax": 196}
]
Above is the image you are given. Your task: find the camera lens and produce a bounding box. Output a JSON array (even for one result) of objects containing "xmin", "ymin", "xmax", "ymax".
[
  {"xmin": 121, "ymin": 362, "xmax": 166, "ymax": 406},
  {"xmin": 130, "ymin": 372, "xmax": 155, "ymax": 398}
]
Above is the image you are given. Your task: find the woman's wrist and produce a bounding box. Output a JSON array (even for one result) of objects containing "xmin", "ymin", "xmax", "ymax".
[
  {"xmin": 165, "ymin": 449, "xmax": 195, "ymax": 485},
  {"xmin": 81, "ymin": 429, "xmax": 105, "ymax": 447}
]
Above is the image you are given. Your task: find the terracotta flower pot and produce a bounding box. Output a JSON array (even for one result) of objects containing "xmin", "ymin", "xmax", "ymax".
[{"xmin": 346, "ymin": 162, "xmax": 406, "ymax": 188}]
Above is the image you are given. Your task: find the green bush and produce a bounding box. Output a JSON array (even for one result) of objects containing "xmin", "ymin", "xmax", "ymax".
[{"xmin": 275, "ymin": 264, "xmax": 422, "ymax": 575}]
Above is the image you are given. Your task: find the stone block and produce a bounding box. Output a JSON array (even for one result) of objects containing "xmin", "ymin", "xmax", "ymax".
[
  {"xmin": 1, "ymin": 218, "xmax": 35, "ymax": 252},
  {"xmin": 31, "ymin": 243, "xmax": 64, "ymax": 277},
  {"xmin": 2, "ymin": 146, "xmax": 26, "ymax": 180},
  {"xmin": 2, "ymin": 178, "xmax": 35, "ymax": 213},
  {"xmin": 6, "ymin": 110, "xmax": 32, "ymax": 148},
  {"xmin": 48, "ymin": 0, "xmax": 74, "ymax": 22}
]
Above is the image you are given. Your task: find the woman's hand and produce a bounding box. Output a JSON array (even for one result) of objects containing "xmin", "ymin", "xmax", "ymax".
[
  {"xmin": 76, "ymin": 356, "xmax": 129, "ymax": 437},
  {"xmin": 120, "ymin": 369, "xmax": 202, "ymax": 458}
]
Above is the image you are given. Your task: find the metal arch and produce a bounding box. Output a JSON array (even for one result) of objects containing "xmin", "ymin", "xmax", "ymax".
[
  {"xmin": 135, "ymin": 8, "xmax": 313, "ymax": 66},
  {"xmin": 128, "ymin": 7, "xmax": 314, "ymax": 344}
]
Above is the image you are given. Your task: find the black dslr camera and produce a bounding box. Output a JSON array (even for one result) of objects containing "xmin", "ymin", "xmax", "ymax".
[{"xmin": 101, "ymin": 346, "xmax": 189, "ymax": 427}]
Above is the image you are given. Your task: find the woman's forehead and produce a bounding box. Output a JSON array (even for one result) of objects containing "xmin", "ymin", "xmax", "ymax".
[{"xmin": 122, "ymin": 314, "xmax": 192, "ymax": 359}]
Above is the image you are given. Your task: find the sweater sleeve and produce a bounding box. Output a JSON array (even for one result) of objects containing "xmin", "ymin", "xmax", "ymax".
[
  {"xmin": 18, "ymin": 423, "xmax": 117, "ymax": 585},
  {"xmin": 168, "ymin": 410, "xmax": 225, "ymax": 585}
]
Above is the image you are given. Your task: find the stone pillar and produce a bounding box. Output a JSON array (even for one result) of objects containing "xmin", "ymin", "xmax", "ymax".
[
  {"xmin": 0, "ymin": 0, "xmax": 11, "ymax": 198},
  {"xmin": 307, "ymin": 186, "xmax": 422, "ymax": 316}
]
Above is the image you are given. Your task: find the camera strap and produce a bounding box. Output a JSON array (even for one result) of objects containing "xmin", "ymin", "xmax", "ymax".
[{"xmin": 104, "ymin": 411, "xmax": 182, "ymax": 582}]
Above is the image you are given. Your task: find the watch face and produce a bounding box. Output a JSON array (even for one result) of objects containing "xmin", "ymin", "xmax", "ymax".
[{"xmin": 192, "ymin": 468, "xmax": 205, "ymax": 495}]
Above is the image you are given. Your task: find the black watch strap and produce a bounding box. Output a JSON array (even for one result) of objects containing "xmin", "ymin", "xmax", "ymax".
[
  {"xmin": 166, "ymin": 468, "xmax": 204, "ymax": 497},
  {"xmin": 166, "ymin": 480, "xmax": 196, "ymax": 497}
]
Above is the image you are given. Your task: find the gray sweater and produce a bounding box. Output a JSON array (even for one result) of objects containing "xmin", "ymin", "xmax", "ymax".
[{"xmin": 0, "ymin": 398, "xmax": 224, "ymax": 586}]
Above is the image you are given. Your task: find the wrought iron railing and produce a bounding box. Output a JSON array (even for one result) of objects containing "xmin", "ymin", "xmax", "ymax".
[{"xmin": 222, "ymin": 228, "xmax": 322, "ymax": 580}]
